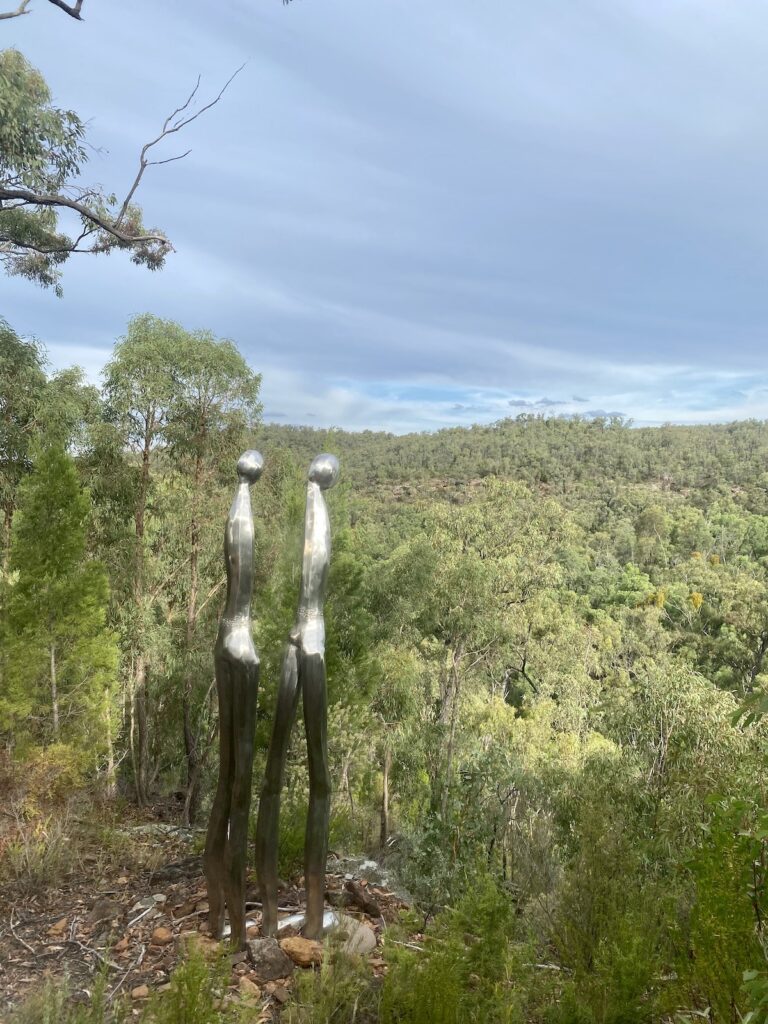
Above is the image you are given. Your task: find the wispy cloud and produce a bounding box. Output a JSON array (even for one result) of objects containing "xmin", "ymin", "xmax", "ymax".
[{"xmin": 7, "ymin": 0, "xmax": 768, "ymax": 434}]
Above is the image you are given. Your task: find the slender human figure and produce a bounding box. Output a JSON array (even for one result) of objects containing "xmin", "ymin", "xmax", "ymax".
[
  {"xmin": 204, "ymin": 450, "xmax": 264, "ymax": 950},
  {"xmin": 255, "ymin": 453, "xmax": 340, "ymax": 940}
]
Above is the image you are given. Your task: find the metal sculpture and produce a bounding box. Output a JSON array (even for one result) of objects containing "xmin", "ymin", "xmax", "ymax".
[
  {"xmin": 255, "ymin": 453, "xmax": 340, "ymax": 940},
  {"xmin": 204, "ymin": 450, "xmax": 264, "ymax": 950}
]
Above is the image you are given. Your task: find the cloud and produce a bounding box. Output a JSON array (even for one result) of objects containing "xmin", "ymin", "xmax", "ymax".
[{"xmin": 7, "ymin": 0, "xmax": 768, "ymax": 433}]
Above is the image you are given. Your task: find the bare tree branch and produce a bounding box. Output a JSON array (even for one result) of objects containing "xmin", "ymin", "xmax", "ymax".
[
  {"xmin": 46, "ymin": 0, "xmax": 84, "ymax": 18},
  {"xmin": 0, "ymin": 0, "xmax": 32, "ymax": 20},
  {"xmin": 115, "ymin": 64, "xmax": 245, "ymax": 227},
  {"xmin": 146, "ymin": 150, "xmax": 192, "ymax": 168},
  {"xmin": 0, "ymin": 0, "xmax": 83, "ymax": 18}
]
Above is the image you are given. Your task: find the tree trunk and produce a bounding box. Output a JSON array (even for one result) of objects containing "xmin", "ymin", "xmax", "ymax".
[
  {"xmin": 430, "ymin": 643, "xmax": 463, "ymax": 817},
  {"xmin": 181, "ymin": 452, "xmax": 203, "ymax": 826},
  {"xmin": 2, "ymin": 503, "xmax": 12, "ymax": 570},
  {"xmin": 131, "ymin": 416, "xmax": 153, "ymax": 807},
  {"xmin": 134, "ymin": 654, "xmax": 149, "ymax": 806},
  {"xmin": 49, "ymin": 643, "xmax": 59, "ymax": 741},
  {"xmin": 380, "ymin": 745, "xmax": 391, "ymax": 850},
  {"xmin": 440, "ymin": 646, "xmax": 463, "ymax": 821},
  {"xmin": 103, "ymin": 686, "xmax": 116, "ymax": 799}
]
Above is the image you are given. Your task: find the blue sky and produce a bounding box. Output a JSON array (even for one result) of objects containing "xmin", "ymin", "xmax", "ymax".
[{"xmin": 4, "ymin": 0, "xmax": 768, "ymax": 432}]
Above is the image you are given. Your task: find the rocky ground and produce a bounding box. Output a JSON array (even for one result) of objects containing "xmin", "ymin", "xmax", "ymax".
[{"xmin": 0, "ymin": 820, "xmax": 409, "ymax": 1020}]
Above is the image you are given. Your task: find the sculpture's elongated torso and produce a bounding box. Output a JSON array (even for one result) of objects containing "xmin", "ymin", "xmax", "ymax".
[
  {"xmin": 204, "ymin": 450, "xmax": 263, "ymax": 949},
  {"xmin": 255, "ymin": 454, "xmax": 339, "ymax": 939}
]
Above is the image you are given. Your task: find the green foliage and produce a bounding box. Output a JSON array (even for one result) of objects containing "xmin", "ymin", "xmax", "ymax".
[
  {"xmin": 0, "ymin": 49, "xmax": 167, "ymax": 292},
  {"xmin": 282, "ymin": 948, "xmax": 380, "ymax": 1024},
  {"xmin": 8, "ymin": 334, "xmax": 768, "ymax": 1024},
  {"xmin": 143, "ymin": 946, "xmax": 233, "ymax": 1024},
  {"xmin": 380, "ymin": 878, "xmax": 523, "ymax": 1024},
  {"xmin": 8, "ymin": 969, "xmax": 127, "ymax": 1024},
  {"xmin": 0, "ymin": 801, "xmax": 79, "ymax": 894},
  {"xmin": 1, "ymin": 444, "xmax": 118, "ymax": 759}
]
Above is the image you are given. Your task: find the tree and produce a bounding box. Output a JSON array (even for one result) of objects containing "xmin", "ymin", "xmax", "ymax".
[
  {"xmin": 0, "ymin": 320, "xmax": 98, "ymax": 563},
  {"xmin": 0, "ymin": 39, "xmax": 240, "ymax": 293},
  {"xmin": 102, "ymin": 314, "xmax": 184, "ymax": 805},
  {"xmin": 102, "ymin": 314, "xmax": 262, "ymax": 812},
  {"xmin": 0, "ymin": 320, "xmax": 46, "ymax": 561},
  {"xmin": 1, "ymin": 443, "xmax": 118, "ymax": 785}
]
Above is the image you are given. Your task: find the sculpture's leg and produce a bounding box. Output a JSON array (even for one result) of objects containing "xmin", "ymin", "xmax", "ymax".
[
  {"xmin": 222, "ymin": 659, "xmax": 259, "ymax": 950},
  {"xmin": 301, "ymin": 651, "xmax": 331, "ymax": 940},
  {"xmin": 254, "ymin": 643, "xmax": 301, "ymax": 936},
  {"xmin": 203, "ymin": 656, "xmax": 233, "ymax": 939}
]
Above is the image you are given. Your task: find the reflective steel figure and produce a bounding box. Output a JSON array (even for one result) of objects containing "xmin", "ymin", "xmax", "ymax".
[
  {"xmin": 204, "ymin": 450, "xmax": 263, "ymax": 950},
  {"xmin": 255, "ymin": 453, "xmax": 340, "ymax": 939}
]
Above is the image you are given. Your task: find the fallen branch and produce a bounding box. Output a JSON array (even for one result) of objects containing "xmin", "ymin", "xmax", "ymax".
[{"xmin": 9, "ymin": 909, "xmax": 35, "ymax": 955}]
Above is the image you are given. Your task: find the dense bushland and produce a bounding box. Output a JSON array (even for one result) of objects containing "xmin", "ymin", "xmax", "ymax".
[{"xmin": 3, "ymin": 316, "xmax": 768, "ymax": 1021}]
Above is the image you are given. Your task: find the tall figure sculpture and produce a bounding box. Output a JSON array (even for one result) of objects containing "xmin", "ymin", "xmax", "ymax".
[
  {"xmin": 204, "ymin": 450, "xmax": 264, "ymax": 950},
  {"xmin": 255, "ymin": 453, "xmax": 340, "ymax": 940}
]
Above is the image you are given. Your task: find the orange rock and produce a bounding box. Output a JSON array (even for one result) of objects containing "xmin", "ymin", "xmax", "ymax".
[
  {"xmin": 131, "ymin": 985, "xmax": 150, "ymax": 999},
  {"xmin": 151, "ymin": 926, "xmax": 173, "ymax": 946},
  {"xmin": 47, "ymin": 917, "xmax": 68, "ymax": 936},
  {"xmin": 279, "ymin": 936, "xmax": 323, "ymax": 967},
  {"xmin": 113, "ymin": 936, "xmax": 129, "ymax": 953},
  {"xmin": 238, "ymin": 976, "xmax": 261, "ymax": 1001}
]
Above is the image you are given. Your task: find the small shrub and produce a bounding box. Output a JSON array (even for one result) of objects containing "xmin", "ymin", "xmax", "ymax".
[
  {"xmin": 9, "ymin": 971, "xmax": 128, "ymax": 1024},
  {"xmin": 282, "ymin": 947, "xmax": 379, "ymax": 1024},
  {"xmin": 0, "ymin": 802, "xmax": 78, "ymax": 894},
  {"xmin": 144, "ymin": 945, "xmax": 234, "ymax": 1024}
]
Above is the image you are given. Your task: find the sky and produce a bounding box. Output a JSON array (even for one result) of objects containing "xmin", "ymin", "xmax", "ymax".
[{"xmin": 4, "ymin": 0, "xmax": 768, "ymax": 432}]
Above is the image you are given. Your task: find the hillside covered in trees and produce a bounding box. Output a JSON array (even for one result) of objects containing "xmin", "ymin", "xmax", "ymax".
[{"xmin": 2, "ymin": 316, "xmax": 768, "ymax": 1023}]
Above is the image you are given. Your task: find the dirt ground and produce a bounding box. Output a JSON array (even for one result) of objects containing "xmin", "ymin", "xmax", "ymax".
[{"xmin": 0, "ymin": 815, "xmax": 407, "ymax": 1020}]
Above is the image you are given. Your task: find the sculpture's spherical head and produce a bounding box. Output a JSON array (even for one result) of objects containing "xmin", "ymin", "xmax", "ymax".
[
  {"xmin": 237, "ymin": 450, "xmax": 264, "ymax": 485},
  {"xmin": 308, "ymin": 453, "xmax": 340, "ymax": 490}
]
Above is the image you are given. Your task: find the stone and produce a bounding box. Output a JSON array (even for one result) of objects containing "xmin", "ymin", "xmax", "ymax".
[
  {"xmin": 333, "ymin": 914, "xmax": 377, "ymax": 956},
  {"xmin": 272, "ymin": 985, "xmax": 290, "ymax": 1004},
  {"xmin": 280, "ymin": 935, "xmax": 323, "ymax": 967},
  {"xmin": 177, "ymin": 931, "xmax": 219, "ymax": 960},
  {"xmin": 131, "ymin": 985, "xmax": 150, "ymax": 1000},
  {"xmin": 47, "ymin": 917, "xmax": 68, "ymax": 936},
  {"xmin": 238, "ymin": 976, "xmax": 261, "ymax": 1001},
  {"xmin": 113, "ymin": 936, "xmax": 129, "ymax": 953},
  {"xmin": 151, "ymin": 926, "xmax": 174, "ymax": 946},
  {"xmin": 88, "ymin": 899, "xmax": 120, "ymax": 927},
  {"xmin": 246, "ymin": 937, "xmax": 295, "ymax": 982}
]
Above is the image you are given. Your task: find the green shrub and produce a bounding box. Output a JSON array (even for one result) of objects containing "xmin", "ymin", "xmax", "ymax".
[
  {"xmin": 380, "ymin": 877, "xmax": 523, "ymax": 1024},
  {"xmin": 0, "ymin": 802, "xmax": 78, "ymax": 894},
  {"xmin": 144, "ymin": 946, "xmax": 233, "ymax": 1024},
  {"xmin": 9, "ymin": 971, "xmax": 127, "ymax": 1024},
  {"xmin": 282, "ymin": 947, "xmax": 379, "ymax": 1024}
]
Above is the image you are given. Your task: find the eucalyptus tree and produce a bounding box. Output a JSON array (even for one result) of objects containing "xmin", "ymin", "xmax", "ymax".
[
  {"xmin": 102, "ymin": 315, "xmax": 261, "ymax": 812},
  {"xmin": 0, "ymin": 321, "xmax": 46, "ymax": 562},
  {"xmin": 1, "ymin": 443, "xmax": 118, "ymax": 784}
]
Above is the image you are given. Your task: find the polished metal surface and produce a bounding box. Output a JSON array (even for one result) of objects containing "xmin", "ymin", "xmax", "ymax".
[
  {"xmin": 254, "ymin": 453, "xmax": 339, "ymax": 940},
  {"xmin": 204, "ymin": 450, "xmax": 263, "ymax": 950}
]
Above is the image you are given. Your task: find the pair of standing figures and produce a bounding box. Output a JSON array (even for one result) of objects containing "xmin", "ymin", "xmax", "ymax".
[{"xmin": 203, "ymin": 450, "xmax": 339, "ymax": 949}]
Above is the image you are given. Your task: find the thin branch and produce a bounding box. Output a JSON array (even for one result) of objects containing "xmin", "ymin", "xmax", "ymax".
[
  {"xmin": 0, "ymin": 186, "xmax": 170, "ymax": 248},
  {"xmin": 0, "ymin": 0, "xmax": 31, "ymax": 19},
  {"xmin": 115, "ymin": 64, "xmax": 245, "ymax": 227},
  {"xmin": 9, "ymin": 909, "xmax": 35, "ymax": 955},
  {"xmin": 146, "ymin": 149, "xmax": 192, "ymax": 168},
  {"xmin": 46, "ymin": 0, "xmax": 84, "ymax": 18}
]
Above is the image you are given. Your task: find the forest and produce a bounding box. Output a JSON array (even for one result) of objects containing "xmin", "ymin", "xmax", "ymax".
[{"xmin": 2, "ymin": 314, "xmax": 768, "ymax": 1023}]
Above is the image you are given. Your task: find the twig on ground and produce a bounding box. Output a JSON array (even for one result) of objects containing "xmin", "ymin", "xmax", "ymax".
[{"xmin": 9, "ymin": 910, "xmax": 35, "ymax": 955}]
